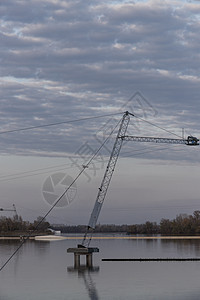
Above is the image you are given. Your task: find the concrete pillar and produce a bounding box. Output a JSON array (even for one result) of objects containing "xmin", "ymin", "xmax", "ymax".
[
  {"xmin": 86, "ymin": 253, "xmax": 93, "ymax": 267},
  {"xmin": 74, "ymin": 253, "xmax": 80, "ymax": 268}
]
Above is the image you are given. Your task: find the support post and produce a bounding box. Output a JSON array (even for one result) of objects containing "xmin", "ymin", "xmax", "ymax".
[
  {"xmin": 86, "ymin": 253, "xmax": 93, "ymax": 267},
  {"xmin": 74, "ymin": 253, "xmax": 81, "ymax": 268}
]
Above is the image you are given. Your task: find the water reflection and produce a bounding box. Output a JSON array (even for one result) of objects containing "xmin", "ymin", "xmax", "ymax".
[
  {"xmin": 32, "ymin": 240, "xmax": 51, "ymax": 255},
  {"xmin": 2, "ymin": 237, "xmax": 200, "ymax": 299},
  {"xmin": 160, "ymin": 239, "xmax": 200, "ymax": 256},
  {"xmin": 0, "ymin": 240, "xmax": 51, "ymax": 277},
  {"xmin": 67, "ymin": 265, "xmax": 100, "ymax": 300}
]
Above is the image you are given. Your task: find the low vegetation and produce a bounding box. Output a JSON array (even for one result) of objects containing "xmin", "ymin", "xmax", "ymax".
[
  {"xmin": 0, "ymin": 215, "xmax": 50, "ymax": 236},
  {"xmin": 52, "ymin": 210, "xmax": 200, "ymax": 236},
  {"xmin": 1, "ymin": 210, "xmax": 200, "ymax": 236}
]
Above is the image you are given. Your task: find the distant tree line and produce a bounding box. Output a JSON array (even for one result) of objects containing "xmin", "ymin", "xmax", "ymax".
[
  {"xmin": 52, "ymin": 211, "xmax": 200, "ymax": 235},
  {"xmin": 2, "ymin": 211, "xmax": 200, "ymax": 236},
  {"xmin": 52, "ymin": 224, "xmax": 130, "ymax": 233},
  {"xmin": 0, "ymin": 215, "xmax": 50, "ymax": 236},
  {"xmin": 159, "ymin": 210, "xmax": 200, "ymax": 235}
]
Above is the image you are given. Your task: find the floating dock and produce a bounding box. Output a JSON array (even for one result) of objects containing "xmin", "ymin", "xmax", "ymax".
[{"xmin": 102, "ymin": 258, "xmax": 200, "ymax": 262}]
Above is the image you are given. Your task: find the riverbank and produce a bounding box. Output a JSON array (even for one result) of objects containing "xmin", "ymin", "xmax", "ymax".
[
  {"xmin": 1, "ymin": 235, "xmax": 200, "ymax": 241},
  {"xmin": 0, "ymin": 232, "xmax": 54, "ymax": 240},
  {"xmin": 0, "ymin": 236, "xmax": 35, "ymax": 240}
]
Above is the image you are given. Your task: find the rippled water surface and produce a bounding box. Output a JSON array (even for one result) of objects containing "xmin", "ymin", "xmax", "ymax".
[{"xmin": 1, "ymin": 234, "xmax": 200, "ymax": 300}]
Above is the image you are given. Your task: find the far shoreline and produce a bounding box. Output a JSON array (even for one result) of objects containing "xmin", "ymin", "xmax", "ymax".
[{"xmin": 1, "ymin": 235, "xmax": 200, "ymax": 241}]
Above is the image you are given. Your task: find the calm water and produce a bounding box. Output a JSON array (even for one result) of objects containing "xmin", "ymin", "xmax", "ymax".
[{"xmin": 1, "ymin": 234, "xmax": 200, "ymax": 299}]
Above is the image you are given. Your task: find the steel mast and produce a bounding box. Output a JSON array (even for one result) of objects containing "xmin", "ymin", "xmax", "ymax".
[
  {"xmin": 81, "ymin": 111, "xmax": 131, "ymax": 247},
  {"xmin": 80, "ymin": 113, "xmax": 199, "ymax": 248}
]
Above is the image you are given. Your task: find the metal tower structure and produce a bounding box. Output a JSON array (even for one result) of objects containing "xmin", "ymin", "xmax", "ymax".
[
  {"xmin": 120, "ymin": 135, "xmax": 199, "ymax": 146},
  {"xmin": 79, "ymin": 112, "xmax": 199, "ymax": 248},
  {"xmin": 81, "ymin": 111, "xmax": 131, "ymax": 247}
]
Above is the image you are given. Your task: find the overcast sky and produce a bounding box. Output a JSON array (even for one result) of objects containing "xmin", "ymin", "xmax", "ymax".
[{"xmin": 0, "ymin": 0, "xmax": 200, "ymax": 226}]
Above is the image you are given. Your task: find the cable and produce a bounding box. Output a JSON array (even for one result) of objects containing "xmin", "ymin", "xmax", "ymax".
[
  {"xmin": 0, "ymin": 151, "xmax": 152, "ymax": 182},
  {"xmin": 15, "ymin": 204, "xmax": 76, "ymax": 225},
  {"xmin": 0, "ymin": 163, "xmax": 71, "ymax": 178},
  {"xmin": 1, "ymin": 111, "xmax": 183, "ymax": 139},
  {"xmin": 0, "ymin": 116, "xmax": 122, "ymax": 271},
  {"xmin": 0, "ymin": 112, "xmax": 122, "ymax": 135},
  {"xmin": 121, "ymin": 146, "xmax": 172, "ymax": 158},
  {"xmin": 0, "ymin": 113, "xmax": 196, "ymax": 269},
  {"xmin": 132, "ymin": 114, "xmax": 184, "ymax": 139},
  {"xmin": 0, "ymin": 163, "xmax": 75, "ymax": 182},
  {"xmin": 0, "ymin": 142, "xmax": 193, "ymax": 183}
]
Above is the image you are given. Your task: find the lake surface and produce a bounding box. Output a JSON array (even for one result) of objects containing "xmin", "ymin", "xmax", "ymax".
[{"xmin": 1, "ymin": 234, "xmax": 200, "ymax": 300}]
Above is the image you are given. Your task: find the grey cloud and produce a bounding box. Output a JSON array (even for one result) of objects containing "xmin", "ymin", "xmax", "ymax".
[{"xmin": 0, "ymin": 0, "xmax": 200, "ymax": 159}]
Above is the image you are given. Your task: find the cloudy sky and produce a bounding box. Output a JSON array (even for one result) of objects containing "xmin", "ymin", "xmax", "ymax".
[{"xmin": 0, "ymin": 0, "xmax": 200, "ymax": 226}]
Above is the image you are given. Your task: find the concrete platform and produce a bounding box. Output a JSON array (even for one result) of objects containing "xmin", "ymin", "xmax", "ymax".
[
  {"xmin": 67, "ymin": 247, "xmax": 99, "ymax": 254},
  {"xmin": 67, "ymin": 247, "xmax": 99, "ymax": 268}
]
